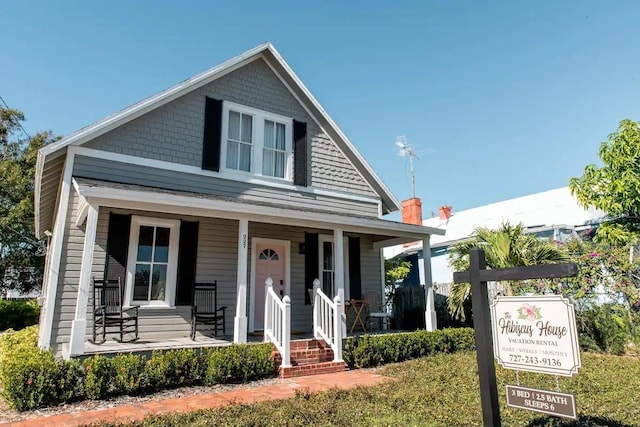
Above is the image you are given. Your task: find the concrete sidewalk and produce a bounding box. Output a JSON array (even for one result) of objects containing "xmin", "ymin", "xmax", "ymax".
[{"xmin": 1, "ymin": 370, "xmax": 392, "ymax": 427}]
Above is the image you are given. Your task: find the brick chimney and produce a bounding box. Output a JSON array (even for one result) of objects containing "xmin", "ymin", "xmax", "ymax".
[
  {"xmin": 438, "ymin": 205, "xmax": 452, "ymax": 220},
  {"xmin": 401, "ymin": 198, "xmax": 423, "ymax": 226}
]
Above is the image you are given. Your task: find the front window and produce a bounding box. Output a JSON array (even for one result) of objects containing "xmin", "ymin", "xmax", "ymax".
[
  {"xmin": 125, "ymin": 217, "xmax": 180, "ymax": 307},
  {"xmin": 221, "ymin": 101, "xmax": 293, "ymax": 180}
]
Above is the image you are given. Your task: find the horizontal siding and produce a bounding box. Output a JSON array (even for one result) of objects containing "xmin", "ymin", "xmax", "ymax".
[
  {"xmin": 359, "ymin": 235, "xmax": 384, "ymax": 300},
  {"xmin": 73, "ymin": 155, "xmax": 379, "ymax": 218},
  {"xmin": 82, "ymin": 58, "xmax": 376, "ymax": 198}
]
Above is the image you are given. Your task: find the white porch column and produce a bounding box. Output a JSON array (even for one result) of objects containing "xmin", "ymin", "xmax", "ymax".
[
  {"xmin": 234, "ymin": 219, "xmax": 249, "ymax": 343},
  {"xmin": 334, "ymin": 228, "xmax": 347, "ymax": 336},
  {"xmin": 68, "ymin": 203, "xmax": 99, "ymax": 357},
  {"xmin": 423, "ymin": 236, "xmax": 437, "ymax": 331}
]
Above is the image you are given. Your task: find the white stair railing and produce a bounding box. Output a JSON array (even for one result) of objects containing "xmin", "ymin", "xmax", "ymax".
[
  {"xmin": 312, "ymin": 279, "xmax": 343, "ymax": 362},
  {"xmin": 263, "ymin": 277, "xmax": 291, "ymax": 368}
]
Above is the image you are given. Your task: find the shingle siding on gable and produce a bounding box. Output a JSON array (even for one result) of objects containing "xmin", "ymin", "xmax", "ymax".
[{"xmin": 83, "ymin": 58, "xmax": 376, "ymax": 198}]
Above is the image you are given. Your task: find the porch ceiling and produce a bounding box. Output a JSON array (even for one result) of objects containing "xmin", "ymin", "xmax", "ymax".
[{"xmin": 73, "ymin": 178, "xmax": 444, "ymax": 244}]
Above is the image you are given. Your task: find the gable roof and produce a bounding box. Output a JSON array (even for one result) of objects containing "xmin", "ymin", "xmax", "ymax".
[{"xmin": 35, "ymin": 43, "xmax": 401, "ymax": 236}]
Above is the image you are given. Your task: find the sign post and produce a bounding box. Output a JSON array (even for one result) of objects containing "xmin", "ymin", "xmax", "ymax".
[{"xmin": 453, "ymin": 248, "xmax": 578, "ymax": 427}]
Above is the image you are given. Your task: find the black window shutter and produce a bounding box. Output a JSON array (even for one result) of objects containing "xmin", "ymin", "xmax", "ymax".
[
  {"xmin": 202, "ymin": 97, "xmax": 223, "ymax": 171},
  {"xmin": 304, "ymin": 232, "xmax": 319, "ymax": 305},
  {"xmin": 176, "ymin": 220, "xmax": 199, "ymax": 306},
  {"xmin": 104, "ymin": 213, "xmax": 132, "ymax": 283},
  {"xmin": 348, "ymin": 236, "xmax": 362, "ymax": 300},
  {"xmin": 293, "ymin": 120, "xmax": 308, "ymax": 186}
]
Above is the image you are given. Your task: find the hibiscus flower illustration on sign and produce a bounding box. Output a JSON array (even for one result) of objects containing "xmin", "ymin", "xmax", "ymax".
[{"xmin": 517, "ymin": 304, "xmax": 542, "ymax": 321}]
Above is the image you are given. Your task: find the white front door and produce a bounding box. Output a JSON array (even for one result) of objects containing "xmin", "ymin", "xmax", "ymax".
[{"xmin": 253, "ymin": 242, "xmax": 286, "ymax": 331}]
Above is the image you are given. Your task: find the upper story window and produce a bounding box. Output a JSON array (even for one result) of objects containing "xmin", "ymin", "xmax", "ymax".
[{"xmin": 221, "ymin": 101, "xmax": 293, "ymax": 180}]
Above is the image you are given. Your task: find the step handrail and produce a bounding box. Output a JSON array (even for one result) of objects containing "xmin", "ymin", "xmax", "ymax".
[
  {"xmin": 263, "ymin": 277, "xmax": 291, "ymax": 368},
  {"xmin": 312, "ymin": 279, "xmax": 343, "ymax": 362}
]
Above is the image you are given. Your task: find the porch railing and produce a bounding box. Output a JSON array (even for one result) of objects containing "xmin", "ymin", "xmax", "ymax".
[
  {"xmin": 312, "ymin": 279, "xmax": 343, "ymax": 362},
  {"xmin": 263, "ymin": 277, "xmax": 291, "ymax": 368}
]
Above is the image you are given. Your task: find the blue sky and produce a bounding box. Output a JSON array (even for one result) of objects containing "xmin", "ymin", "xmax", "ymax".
[{"xmin": 2, "ymin": 1, "xmax": 640, "ymax": 220}]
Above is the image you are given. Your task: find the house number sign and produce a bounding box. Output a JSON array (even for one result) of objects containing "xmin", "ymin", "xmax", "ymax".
[
  {"xmin": 491, "ymin": 295, "xmax": 581, "ymax": 376},
  {"xmin": 242, "ymin": 234, "xmax": 247, "ymax": 249}
]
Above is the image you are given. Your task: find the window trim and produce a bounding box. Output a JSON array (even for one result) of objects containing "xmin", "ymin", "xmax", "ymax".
[
  {"xmin": 220, "ymin": 101, "xmax": 293, "ymax": 181},
  {"xmin": 124, "ymin": 216, "xmax": 181, "ymax": 308}
]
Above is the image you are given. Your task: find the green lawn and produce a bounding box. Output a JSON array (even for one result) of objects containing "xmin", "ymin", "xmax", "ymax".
[{"xmin": 91, "ymin": 352, "xmax": 640, "ymax": 427}]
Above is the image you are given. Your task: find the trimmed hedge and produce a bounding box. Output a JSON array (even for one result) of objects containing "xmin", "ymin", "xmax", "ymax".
[
  {"xmin": 0, "ymin": 327, "xmax": 474, "ymax": 411},
  {"xmin": 0, "ymin": 299, "xmax": 40, "ymax": 331},
  {"xmin": 0, "ymin": 328, "xmax": 277, "ymax": 410},
  {"xmin": 343, "ymin": 327, "xmax": 476, "ymax": 368}
]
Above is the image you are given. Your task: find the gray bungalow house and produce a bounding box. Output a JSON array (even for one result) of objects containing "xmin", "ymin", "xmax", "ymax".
[{"xmin": 34, "ymin": 43, "xmax": 443, "ymax": 361}]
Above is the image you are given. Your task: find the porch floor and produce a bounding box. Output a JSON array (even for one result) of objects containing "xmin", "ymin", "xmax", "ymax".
[
  {"xmin": 81, "ymin": 329, "xmax": 402, "ymax": 356},
  {"xmin": 83, "ymin": 335, "xmax": 234, "ymax": 356}
]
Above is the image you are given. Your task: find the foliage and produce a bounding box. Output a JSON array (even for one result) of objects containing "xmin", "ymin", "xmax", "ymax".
[
  {"xmin": 204, "ymin": 343, "xmax": 276, "ymax": 385},
  {"xmin": 575, "ymin": 304, "xmax": 635, "ymax": 355},
  {"xmin": 570, "ymin": 119, "xmax": 640, "ymax": 245},
  {"xmin": 562, "ymin": 238, "xmax": 640, "ymax": 310},
  {"xmin": 0, "ymin": 299, "xmax": 40, "ymax": 331},
  {"xmin": 342, "ymin": 328, "xmax": 475, "ymax": 368},
  {"xmin": 383, "ymin": 258, "xmax": 411, "ymax": 310},
  {"xmin": 144, "ymin": 349, "xmax": 200, "ymax": 390},
  {"xmin": 83, "ymin": 354, "xmax": 117, "ymax": 399},
  {"xmin": 0, "ymin": 326, "xmax": 82, "ymax": 410},
  {"xmin": 0, "ymin": 325, "xmax": 38, "ymax": 374},
  {"xmin": 92, "ymin": 352, "xmax": 640, "ymax": 427},
  {"xmin": 0, "ymin": 107, "xmax": 58, "ymax": 293},
  {"xmin": 1, "ymin": 333, "xmax": 277, "ymax": 409},
  {"xmin": 0, "ymin": 350, "xmax": 82, "ymax": 411},
  {"xmin": 447, "ymin": 222, "xmax": 569, "ymax": 320}
]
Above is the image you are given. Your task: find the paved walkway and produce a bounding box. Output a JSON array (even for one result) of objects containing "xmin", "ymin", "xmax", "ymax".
[{"xmin": 1, "ymin": 370, "xmax": 392, "ymax": 427}]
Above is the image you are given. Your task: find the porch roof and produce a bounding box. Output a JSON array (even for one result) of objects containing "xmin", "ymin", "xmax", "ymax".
[{"xmin": 73, "ymin": 178, "xmax": 444, "ymax": 247}]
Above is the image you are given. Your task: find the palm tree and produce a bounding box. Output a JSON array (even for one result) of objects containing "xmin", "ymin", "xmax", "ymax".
[{"xmin": 447, "ymin": 222, "xmax": 569, "ymax": 320}]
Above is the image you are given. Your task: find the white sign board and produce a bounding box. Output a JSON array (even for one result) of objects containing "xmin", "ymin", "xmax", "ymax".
[{"xmin": 491, "ymin": 295, "xmax": 581, "ymax": 376}]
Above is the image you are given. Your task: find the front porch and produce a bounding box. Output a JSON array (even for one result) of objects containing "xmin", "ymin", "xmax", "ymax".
[{"xmin": 49, "ymin": 178, "xmax": 443, "ymax": 360}]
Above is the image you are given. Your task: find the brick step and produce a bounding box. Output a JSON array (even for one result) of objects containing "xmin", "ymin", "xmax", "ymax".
[
  {"xmin": 289, "ymin": 347, "xmax": 334, "ymax": 365},
  {"xmin": 272, "ymin": 339, "xmax": 345, "ymax": 374},
  {"xmin": 279, "ymin": 360, "xmax": 348, "ymax": 379}
]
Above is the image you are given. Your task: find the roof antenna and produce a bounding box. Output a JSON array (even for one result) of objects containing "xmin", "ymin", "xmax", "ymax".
[{"xmin": 396, "ymin": 136, "xmax": 419, "ymax": 198}]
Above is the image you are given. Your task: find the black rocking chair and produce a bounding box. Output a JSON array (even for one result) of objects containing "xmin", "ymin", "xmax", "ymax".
[
  {"xmin": 92, "ymin": 278, "xmax": 139, "ymax": 343},
  {"xmin": 191, "ymin": 281, "xmax": 227, "ymax": 339}
]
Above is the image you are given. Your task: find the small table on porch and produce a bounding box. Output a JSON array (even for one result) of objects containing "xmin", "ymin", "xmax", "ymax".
[{"xmin": 345, "ymin": 299, "xmax": 368, "ymax": 333}]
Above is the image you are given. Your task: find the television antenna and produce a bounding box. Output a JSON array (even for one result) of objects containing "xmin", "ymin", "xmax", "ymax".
[{"xmin": 396, "ymin": 136, "xmax": 420, "ymax": 198}]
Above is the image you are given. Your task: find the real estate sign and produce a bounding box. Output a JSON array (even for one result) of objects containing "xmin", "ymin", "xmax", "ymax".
[{"xmin": 490, "ymin": 295, "xmax": 581, "ymax": 376}]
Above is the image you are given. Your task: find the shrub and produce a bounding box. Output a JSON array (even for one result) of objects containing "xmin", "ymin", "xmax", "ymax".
[
  {"xmin": 0, "ymin": 299, "xmax": 40, "ymax": 331},
  {"xmin": 205, "ymin": 343, "xmax": 276, "ymax": 385},
  {"xmin": 83, "ymin": 355, "xmax": 116, "ymax": 399},
  {"xmin": 112, "ymin": 354, "xmax": 146, "ymax": 395},
  {"xmin": 143, "ymin": 349, "xmax": 200, "ymax": 390},
  {"xmin": 576, "ymin": 303, "xmax": 633, "ymax": 355},
  {"xmin": 0, "ymin": 325, "xmax": 38, "ymax": 375},
  {"xmin": 343, "ymin": 328, "xmax": 476, "ymax": 368},
  {"xmin": 0, "ymin": 348, "xmax": 83, "ymax": 411}
]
